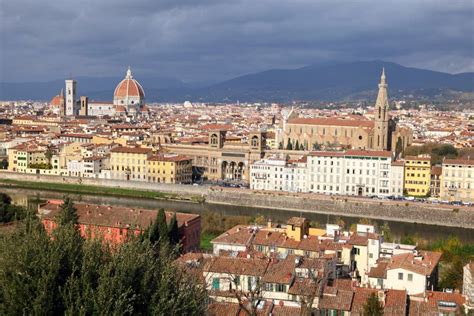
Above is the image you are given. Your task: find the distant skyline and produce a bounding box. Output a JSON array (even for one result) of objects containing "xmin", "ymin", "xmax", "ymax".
[{"xmin": 1, "ymin": 0, "xmax": 473, "ymax": 83}]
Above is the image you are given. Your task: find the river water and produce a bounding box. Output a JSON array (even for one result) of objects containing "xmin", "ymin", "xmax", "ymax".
[{"xmin": 3, "ymin": 187, "xmax": 474, "ymax": 244}]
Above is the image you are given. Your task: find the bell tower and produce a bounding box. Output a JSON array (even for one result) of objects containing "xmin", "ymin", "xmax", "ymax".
[{"xmin": 373, "ymin": 68, "xmax": 389, "ymax": 150}]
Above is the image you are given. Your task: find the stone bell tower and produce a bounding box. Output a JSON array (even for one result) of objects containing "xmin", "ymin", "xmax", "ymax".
[{"xmin": 373, "ymin": 68, "xmax": 389, "ymax": 150}]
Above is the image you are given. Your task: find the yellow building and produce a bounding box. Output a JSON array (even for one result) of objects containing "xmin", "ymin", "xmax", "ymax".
[
  {"xmin": 110, "ymin": 147, "xmax": 152, "ymax": 181},
  {"xmin": 440, "ymin": 158, "xmax": 474, "ymax": 203},
  {"xmin": 147, "ymin": 154, "xmax": 192, "ymax": 184},
  {"xmin": 404, "ymin": 155, "xmax": 431, "ymax": 197},
  {"xmin": 8, "ymin": 142, "xmax": 48, "ymax": 172},
  {"xmin": 285, "ymin": 217, "xmax": 309, "ymax": 242}
]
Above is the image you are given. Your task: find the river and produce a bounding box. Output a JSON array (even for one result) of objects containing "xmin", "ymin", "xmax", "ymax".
[{"xmin": 3, "ymin": 187, "xmax": 474, "ymax": 244}]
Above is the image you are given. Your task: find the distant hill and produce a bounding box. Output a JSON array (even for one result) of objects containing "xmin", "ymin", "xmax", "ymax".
[
  {"xmin": 1, "ymin": 61, "xmax": 473, "ymax": 102},
  {"xmin": 188, "ymin": 60, "xmax": 474, "ymax": 102}
]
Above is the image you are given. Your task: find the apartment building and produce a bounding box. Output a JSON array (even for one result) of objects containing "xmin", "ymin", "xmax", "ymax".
[
  {"xmin": 250, "ymin": 156, "xmax": 307, "ymax": 192},
  {"xmin": 8, "ymin": 142, "xmax": 48, "ymax": 172},
  {"xmin": 390, "ymin": 161, "xmax": 405, "ymax": 197},
  {"xmin": 404, "ymin": 156, "xmax": 431, "ymax": 197},
  {"xmin": 440, "ymin": 158, "xmax": 474, "ymax": 203},
  {"xmin": 110, "ymin": 146, "xmax": 152, "ymax": 181},
  {"xmin": 147, "ymin": 154, "xmax": 192, "ymax": 184}
]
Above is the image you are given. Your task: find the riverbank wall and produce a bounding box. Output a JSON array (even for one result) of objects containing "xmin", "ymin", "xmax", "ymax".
[
  {"xmin": 0, "ymin": 171, "xmax": 207, "ymax": 196},
  {"xmin": 206, "ymin": 189, "xmax": 474, "ymax": 229},
  {"xmin": 1, "ymin": 171, "xmax": 473, "ymax": 229}
]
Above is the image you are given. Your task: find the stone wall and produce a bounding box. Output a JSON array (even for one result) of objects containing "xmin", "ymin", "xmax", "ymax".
[
  {"xmin": 0, "ymin": 171, "xmax": 207, "ymax": 196},
  {"xmin": 206, "ymin": 189, "xmax": 474, "ymax": 229},
  {"xmin": 1, "ymin": 171, "xmax": 472, "ymax": 229}
]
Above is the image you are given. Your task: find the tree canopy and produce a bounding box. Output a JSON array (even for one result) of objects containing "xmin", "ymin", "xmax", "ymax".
[{"xmin": 0, "ymin": 198, "xmax": 207, "ymax": 315}]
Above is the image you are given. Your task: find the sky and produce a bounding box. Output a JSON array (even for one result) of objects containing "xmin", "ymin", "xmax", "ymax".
[{"xmin": 1, "ymin": 0, "xmax": 473, "ymax": 83}]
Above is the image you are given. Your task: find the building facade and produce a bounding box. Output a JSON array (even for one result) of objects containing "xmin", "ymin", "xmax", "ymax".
[
  {"xmin": 404, "ymin": 156, "xmax": 431, "ymax": 197},
  {"xmin": 440, "ymin": 159, "xmax": 474, "ymax": 203}
]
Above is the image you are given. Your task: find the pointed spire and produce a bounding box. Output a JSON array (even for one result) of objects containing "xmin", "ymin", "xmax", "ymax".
[
  {"xmin": 380, "ymin": 67, "xmax": 386, "ymax": 85},
  {"xmin": 126, "ymin": 66, "xmax": 133, "ymax": 79}
]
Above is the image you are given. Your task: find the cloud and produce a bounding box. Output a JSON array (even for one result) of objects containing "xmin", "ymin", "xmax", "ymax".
[{"xmin": 1, "ymin": 0, "xmax": 473, "ymax": 82}]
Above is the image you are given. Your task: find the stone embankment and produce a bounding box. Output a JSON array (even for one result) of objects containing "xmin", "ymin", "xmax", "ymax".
[
  {"xmin": 1, "ymin": 171, "xmax": 473, "ymax": 229},
  {"xmin": 206, "ymin": 188, "xmax": 474, "ymax": 229}
]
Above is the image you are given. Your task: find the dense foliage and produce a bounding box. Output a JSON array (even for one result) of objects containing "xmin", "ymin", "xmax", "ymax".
[
  {"xmin": 0, "ymin": 199, "xmax": 207, "ymax": 315},
  {"xmin": 403, "ymin": 143, "xmax": 474, "ymax": 165},
  {"xmin": 0, "ymin": 193, "xmax": 26, "ymax": 223}
]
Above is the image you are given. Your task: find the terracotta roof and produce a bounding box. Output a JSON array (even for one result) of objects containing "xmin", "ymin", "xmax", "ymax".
[
  {"xmin": 110, "ymin": 146, "xmax": 152, "ymax": 154},
  {"xmin": 203, "ymin": 256, "xmax": 269, "ymax": 276},
  {"xmin": 148, "ymin": 154, "xmax": 192, "ymax": 162},
  {"xmin": 319, "ymin": 286, "xmax": 354, "ymax": 311},
  {"xmin": 443, "ymin": 158, "xmax": 474, "ymax": 166},
  {"xmin": 212, "ymin": 225, "xmax": 255, "ymax": 247},
  {"xmin": 39, "ymin": 201, "xmax": 198, "ymax": 230},
  {"xmin": 287, "ymin": 117, "xmax": 374, "ymax": 128},
  {"xmin": 345, "ymin": 150, "xmax": 392, "ymax": 158},
  {"xmin": 387, "ymin": 251, "xmax": 441, "ymax": 276},
  {"xmin": 409, "ymin": 291, "xmax": 465, "ymax": 315},
  {"xmin": 287, "ymin": 217, "xmax": 306, "ymax": 227}
]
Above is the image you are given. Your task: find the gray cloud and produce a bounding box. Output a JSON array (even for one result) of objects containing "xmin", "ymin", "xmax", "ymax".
[{"xmin": 1, "ymin": 0, "xmax": 473, "ymax": 82}]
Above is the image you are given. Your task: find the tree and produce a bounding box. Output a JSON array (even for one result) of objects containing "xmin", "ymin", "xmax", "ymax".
[
  {"xmin": 168, "ymin": 213, "xmax": 180, "ymax": 246},
  {"xmin": 45, "ymin": 146, "xmax": 54, "ymax": 167},
  {"xmin": 381, "ymin": 222, "xmax": 393, "ymax": 243},
  {"xmin": 1, "ymin": 158, "xmax": 7, "ymax": 170},
  {"xmin": 295, "ymin": 140, "xmax": 300, "ymax": 151},
  {"xmin": 0, "ymin": 199, "xmax": 207, "ymax": 315},
  {"xmin": 278, "ymin": 142, "xmax": 283, "ymax": 150},
  {"xmin": 157, "ymin": 208, "xmax": 169, "ymax": 240},
  {"xmin": 145, "ymin": 212, "xmax": 161, "ymax": 244},
  {"xmin": 286, "ymin": 139, "xmax": 293, "ymax": 150},
  {"xmin": 0, "ymin": 193, "xmax": 26, "ymax": 223},
  {"xmin": 395, "ymin": 137, "xmax": 403, "ymax": 159},
  {"xmin": 362, "ymin": 292, "xmax": 384, "ymax": 316},
  {"xmin": 57, "ymin": 196, "xmax": 79, "ymax": 226}
]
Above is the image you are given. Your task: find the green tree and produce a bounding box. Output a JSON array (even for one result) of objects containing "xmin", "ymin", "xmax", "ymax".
[
  {"xmin": 381, "ymin": 222, "xmax": 393, "ymax": 243},
  {"xmin": 45, "ymin": 146, "xmax": 54, "ymax": 167},
  {"xmin": 145, "ymin": 213, "xmax": 161, "ymax": 244},
  {"xmin": 168, "ymin": 213, "xmax": 180, "ymax": 246},
  {"xmin": 362, "ymin": 292, "xmax": 384, "ymax": 316},
  {"xmin": 0, "ymin": 199, "xmax": 207, "ymax": 315},
  {"xmin": 0, "ymin": 193, "xmax": 26, "ymax": 223},
  {"xmin": 1, "ymin": 158, "xmax": 7, "ymax": 169},
  {"xmin": 157, "ymin": 208, "xmax": 169, "ymax": 240},
  {"xmin": 395, "ymin": 137, "xmax": 403, "ymax": 158},
  {"xmin": 57, "ymin": 196, "xmax": 79, "ymax": 226},
  {"xmin": 286, "ymin": 138, "xmax": 293, "ymax": 150},
  {"xmin": 295, "ymin": 140, "xmax": 300, "ymax": 151},
  {"xmin": 278, "ymin": 141, "xmax": 283, "ymax": 150}
]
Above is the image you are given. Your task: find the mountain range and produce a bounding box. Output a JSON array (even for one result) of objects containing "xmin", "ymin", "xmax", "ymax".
[{"xmin": 1, "ymin": 61, "xmax": 473, "ymax": 103}]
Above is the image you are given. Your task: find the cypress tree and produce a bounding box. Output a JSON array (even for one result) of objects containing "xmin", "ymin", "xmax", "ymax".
[
  {"xmin": 286, "ymin": 139, "xmax": 293, "ymax": 150},
  {"xmin": 363, "ymin": 292, "xmax": 384, "ymax": 316},
  {"xmin": 157, "ymin": 209, "xmax": 168, "ymax": 241},
  {"xmin": 57, "ymin": 196, "xmax": 79, "ymax": 226},
  {"xmin": 168, "ymin": 213, "xmax": 180, "ymax": 246},
  {"xmin": 295, "ymin": 140, "xmax": 300, "ymax": 151}
]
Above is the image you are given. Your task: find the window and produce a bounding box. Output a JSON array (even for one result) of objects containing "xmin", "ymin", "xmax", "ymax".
[
  {"xmin": 398, "ymin": 273, "xmax": 403, "ymax": 280},
  {"xmin": 212, "ymin": 278, "xmax": 220, "ymax": 290},
  {"xmin": 408, "ymin": 274, "xmax": 413, "ymax": 281}
]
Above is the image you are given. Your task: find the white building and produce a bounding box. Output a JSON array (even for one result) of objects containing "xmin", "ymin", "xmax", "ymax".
[
  {"xmin": 340, "ymin": 150, "xmax": 392, "ymax": 197},
  {"xmin": 307, "ymin": 152, "xmax": 344, "ymax": 195},
  {"xmin": 390, "ymin": 161, "xmax": 405, "ymax": 197},
  {"xmin": 250, "ymin": 156, "xmax": 307, "ymax": 192},
  {"xmin": 463, "ymin": 263, "xmax": 474, "ymax": 311},
  {"xmin": 440, "ymin": 158, "xmax": 474, "ymax": 203},
  {"xmin": 367, "ymin": 250, "xmax": 441, "ymax": 295}
]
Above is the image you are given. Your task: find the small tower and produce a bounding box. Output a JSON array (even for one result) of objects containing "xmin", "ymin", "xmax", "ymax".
[
  {"xmin": 373, "ymin": 68, "xmax": 389, "ymax": 150},
  {"xmin": 209, "ymin": 130, "xmax": 226, "ymax": 149}
]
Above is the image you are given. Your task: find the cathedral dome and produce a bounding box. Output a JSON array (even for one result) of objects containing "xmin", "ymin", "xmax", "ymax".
[
  {"xmin": 50, "ymin": 91, "xmax": 63, "ymax": 107},
  {"xmin": 113, "ymin": 67, "xmax": 145, "ymax": 99}
]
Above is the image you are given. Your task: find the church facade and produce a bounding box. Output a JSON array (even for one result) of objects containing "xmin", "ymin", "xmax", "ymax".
[{"xmin": 278, "ymin": 70, "xmax": 412, "ymax": 153}]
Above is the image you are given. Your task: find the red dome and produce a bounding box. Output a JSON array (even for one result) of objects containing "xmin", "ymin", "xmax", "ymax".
[
  {"xmin": 50, "ymin": 94, "xmax": 63, "ymax": 106},
  {"xmin": 113, "ymin": 67, "xmax": 145, "ymax": 99}
]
